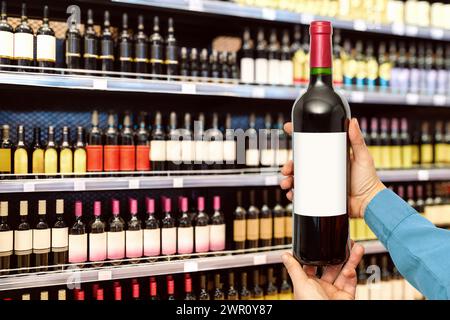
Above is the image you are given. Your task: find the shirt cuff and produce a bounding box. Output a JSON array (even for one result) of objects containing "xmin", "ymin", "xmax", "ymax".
[{"xmin": 364, "ymin": 188, "xmax": 417, "ymax": 244}]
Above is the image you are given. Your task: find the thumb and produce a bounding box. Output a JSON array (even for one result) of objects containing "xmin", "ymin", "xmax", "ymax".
[
  {"xmin": 282, "ymin": 253, "xmax": 308, "ymax": 285},
  {"xmin": 348, "ymin": 118, "xmax": 372, "ymax": 163}
]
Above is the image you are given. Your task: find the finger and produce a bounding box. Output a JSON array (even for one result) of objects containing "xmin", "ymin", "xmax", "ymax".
[
  {"xmin": 321, "ymin": 240, "xmax": 356, "ymax": 283},
  {"xmin": 284, "ymin": 122, "xmax": 292, "ymax": 135},
  {"xmin": 303, "ymin": 265, "xmax": 317, "ymax": 277},
  {"xmin": 281, "ymin": 160, "xmax": 293, "ymax": 176},
  {"xmin": 348, "ymin": 118, "xmax": 372, "ymax": 163},
  {"xmin": 286, "ymin": 190, "xmax": 293, "ymax": 201},
  {"xmin": 280, "ymin": 176, "xmax": 293, "ymax": 190},
  {"xmin": 334, "ymin": 244, "xmax": 365, "ymax": 294},
  {"xmin": 282, "ymin": 253, "xmax": 308, "ymax": 284}
]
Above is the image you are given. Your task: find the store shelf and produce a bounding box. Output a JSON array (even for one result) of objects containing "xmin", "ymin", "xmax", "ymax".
[
  {"xmin": 113, "ymin": 0, "xmax": 450, "ymax": 41},
  {"xmin": 1, "ymin": 69, "xmax": 449, "ymax": 106},
  {"xmin": 0, "ymin": 241, "xmax": 385, "ymax": 291},
  {"xmin": 0, "ymin": 168, "xmax": 449, "ymax": 194}
]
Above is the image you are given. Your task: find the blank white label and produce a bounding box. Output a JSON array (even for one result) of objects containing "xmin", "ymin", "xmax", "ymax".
[
  {"xmin": 184, "ymin": 261, "xmax": 198, "ymax": 272},
  {"xmin": 405, "ymin": 25, "xmax": 418, "ymax": 36},
  {"xmin": 128, "ymin": 179, "xmax": 140, "ymax": 189},
  {"xmin": 181, "ymin": 83, "xmax": 196, "ymax": 94},
  {"xmin": 406, "ymin": 93, "xmax": 419, "ymax": 105},
  {"xmin": 181, "ymin": 140, "xmax": 195, "ymax": 162},
  {"xmin": 391, "ymin": 23, "xmax": 405, "ymax": 35},
  {"xmin": 279, "ymin": 60, "xmax": 294, "ymax": 86},
  {"xmin": 293, "ymin": 132, "xmax": 347, "ymax": 217},
  {"xmin": 253, "ymin": 254, "xmax": 267, "ymax": 265},
  {"xmin": 89, "ymin": 233, "xmax": 107, "ymax": 261},
  {"xmin": 73, "ymin": 180, "xmax": 86, "ymax": 191},
  {"xmin": 246, "ymin": 149, "xmax": 260, "ymax": 166},
  {"xmin": 430, "ymin": 28, "xmax": 444, "ymax": 39},
  {"xmin": 68, "ymin": 234, "xmax": 87, "ymax": 263},
  {"xmin": 0, "ymin": 231, "xmax": 13, "ymax": 252},
  {"xmin": 264, "ymin": 175, "xmax": 278, "ymax": 186},
  {"xmin": 93, "ymin": 79, "xmax": 108, "ymax": 90},
  {"xmin": 161, "ymin": 228, "xmax": 176, "ymax": 255},
  {"xmin": 14, "ymin": 230, "xmax": 32, "ymax": 251},
  {"xmin": 177, "ymin": 227, "xmax": 194, "ymax": 254},
  {"xmin": 209, "ymin": 224, "xmax": 225, "ymax": 251},
  {"xmin": 208, "ymin": 141, "xmax": 224, "ymax": 162},
  {"xmin": 223, "ymin": 140, "xmax": 236, "ymax": 161},
  {"xmin": 195, "ymin": 225, "xmax": 210, "ymax": 253},
  {"xmin": 150, "ymin": 140, "xmax": 166, "ymax": 161},
  {"xmin": 268, "ymin": 59, "xmax": 280, "ymax": 85},
  {"xmin": 240, "ymin": 58, "xmax": 254, "ymax": 83},
  {"xmin": 173, "ymin": 178, "xmax": 183, "ymax": 188},
  {"xmin": 195, "ymin": 140, "xmax": 209, "ymax": 162},
  {"xmin": 353, "ymin": 20, "xmax": 367, "ymax": 31},
  {"xmin": 166, "ymin": 140, "xmax": 181, "ymax": 161},
  {"xmin": 275, "ymin": 149, "xmax": 288, "ymax": 166},
  {"xmin": 107, "ymin": 231, "xmax": 125, "ymax": 259},
  {"xmin": 51, "ymin": 227, "xmax": 68, "ymax": 248},
  {"xmin": 0, "ymin": 31, "xmax": 14, "ymax": 58},
  {"xmin": 36, "ymin": 35, "xmax": 56, "ymax": 61},
  {"xmin": 417, "ymin": 170, "xmax": 429, "ymax": 181},
  {"xmin": 126, "ymin": 230, "xmax": 143, "ymax": 258},
  {"xmin": 260, "ymin": 149, "xmax": 275, "ymax": 166},
  {"xmin": 252, "ymin": 87, "xmax": 266, "ymax": 98},
  {"xmin": 143, "ymin": 229, "xmax": 160, "ymax": 256},
  {"xmin": 32, "ymin": 229, "xmax": 51, "ymax": 250},
  {"xmin": 14, "ymin": 32, "xmax": 34, "ymax": 59},
  {"xmin": 23, "ymin": 183, "xmax": 35, "ymax": 192},
  {"xmin": 98, "ymin": 270, "xmax": 112, "ymax": 281},
  {"xmin": 261, "ymin": 8, "xmax": 276, "ymax": 20},
  {"xmin": 255, "ymin": 59, "xmax": 268, "ymax": 84}
]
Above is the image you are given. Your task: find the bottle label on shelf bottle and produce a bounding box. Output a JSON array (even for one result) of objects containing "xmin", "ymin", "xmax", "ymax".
[
  {"xmin": 32, "ymin": 229, "xmax": 51, "ymax": 253},
  {"xmin": 68, "ymin": 233, "xmax": 88, "ymax": 263},
  {"xmin": 275, "ymin": 149, "xmax": 288, "ymax": 166},
  {"xmin": 223, "ymin": 140, "xmax": 236, "ymax": 162},
  {"xmin": 136, "ymin": 145, "xmax": 150, "ymax": 171},
  {"xmin": 255, "ymin": 58, "xmax": 268, "ymax": 84},
  {"xmin": 150, "ymin": 140, "xmax": 166, "ymax": 161},
  {"xmin": 284, "ymin": 215, "xmax": 292, "ymax": 239},
  {"xmin": 74, "ymin": 148, "xmax": 87, "ymax": 173},
  {"xmin": 401, "ymin": 145, "xmax": 413, "ymax": 168},
  {"xmin": 44, "ymin": 148, "xmax": 57, "ymax": 174},
  {"xmin": 259, "ymin": 218, "xmax": 272, "ymax": 240},
  {"xmin": 195, "ymin": 140, "xmax": 209, "ymax": 163},
  {"xmin": 60, "ymin": 149, "xmax": 73, "ymax": 173},
  {"xmin": 89, "ymin": 232, "xmax": 107, "ymax": 261},
  {"xmin": 126, "ymin": 229, "xmax": 143, "ymax": 258},
  {"xmin": 421, "ymin": 144, "xmax": 433, "ymax": 164},
  {"xmin": 245, "ymin": 149, "xmax": 260, "ymax": 166},
  {"xmin": 0, "ymin": 31, "xmax": 13, "ymax": 58},
  {"xmin": 0, "ymin": 149, "xmax": 11, "ymax": 173},
  {"xmin": 240, "ymin": 58, "xmax": 255, "ymax": 84},
  {"xmin": 268, "ymin": 59, "xmax": 280, "ymax": 85},
  {"xmin": 119, "ymin": 145, "xmax": 136, "ymax": 171},
  {"xmin": 104, "ymin": 146, "xmax": 120, "ymax": 171},
  {"xmin": 274, "ymin": 216, "xmax": 285, "ymax": 239},
  {"xmin": 32, "ymin": 149, "xmax": 45, "ymax": 173},
  {"xmin": 195, "ymin": 225, "xmax": 210, "ymax": 253},
  {"xmin": 208, "ymin": 141, "xmax": 224, "ymax": 163},
  {"xmin": 13, "ymin": 33, "xmax": 34, "ymax": 60},
  {"xmin": 86, "ymin": 145, "xmax": 104, "ymax": 172},
  {"xmin": 107, "ymin": 231, "xmax": 125, "ymax": 259},
  {"xmin": 143, "ymin": 228, "xmax": 161, "ymax": 256},
  {"xmin": 280, "ymin": 60, "xmax": 294, "ymax": 86},
  {"xmin": 166, "ymin": 140, "xmax": 182, "ymax": 162},
  {"xmin": 293, "ymin": 132, "xmax": 347, "ymax": 217},
  {"xmin": 14, "ymin": 229, "xmax": 32, "ymax": 253},
  {"xmin": 177, "ymin": 227, "xmax": 194, "ymax": 254},
  {"xmin": 260, "ymin": 149, "xmax": 275, "ymax": 167},
  {"xmin": 161, "ymin": 228, "xmax": 176, "ymax": 255},
  {"xmin": 209, "ymin": 224, "xmax": 225, "ymax": 251},
  {"xmin": 233, "ymin": 220, "xmax": 246, "ymax": 242},
  {"xmin": 181, "ymin": 140, "xmax": 195, "ymax": 163},
  {"xmin": 36, "ymin": 35, "xmax": 56, "ymax": 62},
  {"xmin": 0, "ymin": 230, "xmax": 13, "ymax": 255},
  {"xmin": 51, "ymin": 227, "xmax": 68, "ymax": 250},
  {"xmin": 246, "ymin": 219, "xmax": 259, "ymax": 241},
  {"xmin": 14, "ymin": 148, "xmax": 28, "ymax": 174}
]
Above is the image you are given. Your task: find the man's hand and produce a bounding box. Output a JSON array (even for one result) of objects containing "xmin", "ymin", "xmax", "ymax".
[
  {"xmin": 282, "ymin": 243, "xmax": 365, "ymax": 300},
  {"xmin": 280, "ymin": 118, "xmax": 386, "ymax": 218}
]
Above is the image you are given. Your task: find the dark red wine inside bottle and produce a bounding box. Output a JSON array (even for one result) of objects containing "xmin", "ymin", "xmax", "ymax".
[{"xmin": 291, "ymin": 21, "xmax": 350, "ymax": 266}]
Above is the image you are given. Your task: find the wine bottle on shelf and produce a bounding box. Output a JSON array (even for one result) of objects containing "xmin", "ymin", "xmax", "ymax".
[
  {"xmin": 434, "ymin": 121, "xmax": 446, "ymax": 166},
  {"xmin": 210, "ymin": 50, "xmax": 220, "ymax": 80},
  {"xmin": 214, "ymin": 273, "xmax": 225, "ymax": 300},
  {"xmin": 233, "ymin": 191, "xmax": 246, "ymax": 250},
  {"xmin": 14, "ymin": 201, "xmax": 33, "ymax": 273},
  {"xmin": 279, "ymin": 267, "xmax": 293, "ymax": 299},
  {"xmin": 285, "ymin": 202, "xmax": 293, "ymax": 244},
  {"xmin": 59, "ymin": 126, "xmax": 73, "ymax": 174},
  {"xmin": 119, "ymin": 113, "xmax": 136, "ymax": 171},
  {"xmin": 161, "ymin": 198, "xmax": 176, "ymax": 257},
  {"xmin": 180, "ymin": 113, "xmax": 194, "ymax": 171},
  {"xmin": 220, "ymin": 51, "xmax": 230, "ymax": 79},
  {"xmin": 406, "ymin": 185, "xmax": 416, "ymax": 210},
  {"xmin": 425, "ymin": 43, "xmax": 436, "ymax": 95},
  {"xmin": 275, "ymin": 113, "xmax": 288, "ymax": 166},
  {"xmin": 88, "ymin": 201, "xmax": 106, "ymax": 266},
  {"xmin": 223, "ymin": 113, "xmax": 236, "ymax": 169},
  {"xmin": 365, "ymin": 42, "xmax": 378, "ymax": 88},
  {"xmin": 246, "ymin": 190, "xmax": 260, "ymax": 249},
  {"xmin": 417, "ymin": 42, "xmax": 426, "ymax": 94},
  {"xmin": 292, "ymin": 21, "xmax": 350, "ymax": 266},
  {"xmin": 342, "ymin": 39, "xmax": 355, "ymax": 86},
  {"xmin": 436, "ymin": 45, "xmax": 446, "ymax": 95},
  {"xmin": 14, "ymin": 3, "xmax": 34, "ymax": 71},
  {"xmin": 240, "ymin": 28, "xmax": 254, "ymax": 84},
  {"xmin": 68, "ymin": 201, "xmax": 87, "ymax": 265},
  {"xmin": 416, "ymin": 185, "xmax": 425, "ymax": 214},
  {"xmin": 52, "ymin": 199, "xmax": 68, "ymax": 268},
  {"xmin": 227, "ymin": 272, "xmax": 238, "ymax": 300},
  {"xmin": 126, "ymin": 198, "xmax": 143, "ymax": 261},
  {"xmin": 104, "ymin": 113, "xmax": 120, "ymax": 172},
  {"xmin": 0, "ymin": 202, "xmax": 12, "ymax": 274},
  {"xmin": 166, "ymin": 112, "xmax": 182, "ymax": 171},
  {"xmin": 420, "ymin": 121, "xmax": 433, "ymax": 165},
  {"xmin": 260, "ymin": 113, "xmax": 274, "ymax": 167},
  {"xmin": 190, "ymin": 48, "xmax": 200, "ymax": 79},
  {"xmin": 354, "ymin": 41, "xmax": 366, "ymax": 88},
  {"xmin": 177, "ymin": 197, "xmax": 193, "ymax": 257},
  {"xmin": 445, "ymin": 122, "xmax": 450, "ymax": 165},
  {"xmin": 251, "ymin": 270, "xmax": 264, "ymax": 300},
  {"xmin": 131, "ymin": 279, "xmax": 140, "ymax": 300},
  {"xmin": 194, "ymin": 113, "xmax": 208, "ymax": 170},
  {"xmin": 33, "ymin": 200, "xmax": 50, "ymax": 271},
  {"xmin": 260, "ymin": 190, "xmax": 273, "ymax": 247},
  {"xmin": 86, "ymin": 110, "xmax": 103, "ymax": 173},
  {"xmin": 165, "ymin": 18, "xmax": 178, "ymax": 77},
  {"xmin": 198, "ymin": 274, "xmax": 210, "ymax": 300},
  {"xmin": 143, "ymin": 197, "xmax": 160, "ymax": 260},
  {"xmin": 84, "ymin": 9, "xmax": 98, "ymax": 72},
  {"xmin": 0, "ymin": 1, "xmax": 13, "ymax": 68},
  {"xmin": 245, "ymin": 113, "xmax": 259, "ymax": 168},
  {"xmin": 390, "ymin": 119, "xmax": 402, "ymax": 169},
  {"xmin": 301, "ymin": 26, "xmax": 311, "ymax": 83},
  {"xmin": 114, "ymin": 282, "xmax": 122, "ymax": 301},
  {"xmin": 107, "ymin": 199, "xmax": 125, "ymax": 264},
  {"xmin": 134, "ymin": 15, "xmax": 148, "ymax": 76},
  {"xmin": 150, "ymin": 111, "xmax": 166, "ymax": 171},
  {"xmin": 66, "ymin": 11, "xmax": 81, "ymax": 70},
  {"xmin": 195, "ymin": 197, "xmax": 210, "ymax": 253},
  {"xmin": 240, "ymin": 272, "xmax": 251, "ymax": 300},
  {"xmin": 74, "ymin": 127, "xmax": 86, "ymax": 174},
  {"xmin": 184, "ymin": 274, "xmax": 196, "ymax": 300},
  {"xmin": 206, "ymin": 113, "xmax": 223, "ymax": 169},
  {"xmin": 135, "ymin": 114, "xmax": 150, "ymax": 171},
  {"xmin": 230, "ymin": 52, "xmax": 239, "ymax": 78},
  {"xmin": 119, "ymin": 13, "xmax": 133, "ymax": 74},
  {"xmin": 100, "ymin": 11, "xmax": 114, "ymax": 72},
  {"xmin": 166, "ymin": 275, "xmax": 176, "ymax": 300},
  {"xmin": 267, "ymin": 30, "xmax": 280, "ymax": 85},
  {"xmin": 31, "ymin": 128, "xmax": 44, "ymax": 174},
  {"xmin": 210, "ymin": 196, "xmax": 225, "ymax": 253},
  {"xmin": 368, "ymin": 118, "xmax": 381, "ymax": 168},
  {"xmin": 149, "ymin": 277, "xmax": 159, "ymax": 300},
  {"xmin": 389, "ymin": 41, "xmax": 398, "ymax": 91},
  {"xmin": 397, "ymin": 42, "xmax": 409, "ymax": 93},
  {"xmin": 379, "ymin": 118, "xmax": 391, "ymax": 169},
  {"xmin": 255, "ymin": 28, "xmax": 268, "ymax": 85},
  {"xmin": 408, "ymin": 43, "xmax": 419, "ymax": 93},
  {"xmin": 0, "ymin": 125, "xmax": 13, "ymax": 175},
  {"xmin": 400, "ymin": 118, "xmax": 413, "ymax": 168},
  {"xmin": 200, "ymin": 48, "xmax": 209, "ymax": 78},
  {"xmin": 280, "ymin": 30, "xmax": 293, "ymax": 86},
  {"xmin": 332, "ymin": 29, "xmax": 343, "ymax": 85},
  {"xmin": 377, "ymin": 42, "xmax": 390, "ymax": 88},
  {"xmin": 265, "ymin": 267, "xmax": 279, "ymax": 299},
  {"xmin": 36, "ymin": 6, "xmax": 55, "ymax": 70},
  {"xmin": 150, "ymin": 16, "xmax": 163, "ymax": 76},
  {"xmin": 291, "ymin": 25, "xmax": 302, "ymax": 85},
  {"xmin": 14, "ymin": 125, "xmax": 28, "ymax": 176},
  {"xmin": 179, "ymin": 47, "xmax": 189, "ymax": 79},
  {"xmin": 273, "ymin": 189, "xmax": 285, "ymax": 246}
]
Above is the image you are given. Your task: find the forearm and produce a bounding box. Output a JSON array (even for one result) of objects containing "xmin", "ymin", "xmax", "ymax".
[{"xmin": 364, "ymin": 189, "xmax": 450, "ymax": 300}]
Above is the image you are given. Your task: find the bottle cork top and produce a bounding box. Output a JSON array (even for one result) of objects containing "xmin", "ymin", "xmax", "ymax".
[
  {"xmin": 0, "ymin": 202, "xmax": 7, "ymax": 217},
  {"xmin": 56, "ymin": 199, "xmax": 64, "ymax": 214},
  {"xmin": 38, "ymin": 200, "xmax": 46, "ymax": 215},
  {"xmin": 19, "ymin": 201, "xmax": 28, "ymax": 216}
]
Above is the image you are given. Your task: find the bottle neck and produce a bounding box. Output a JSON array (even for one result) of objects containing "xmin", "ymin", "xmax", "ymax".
[{"xmin": 309, "ymin": 28, "xmax": 333, "ymax": 87}]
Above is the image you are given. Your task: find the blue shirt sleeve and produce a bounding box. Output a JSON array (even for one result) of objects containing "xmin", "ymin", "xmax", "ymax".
[{"xmin": 364, "ymin": 188, "xmax": 450, "ymax": 300}]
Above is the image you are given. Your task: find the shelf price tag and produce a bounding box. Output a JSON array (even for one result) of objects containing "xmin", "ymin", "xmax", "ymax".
[
  {"xmin": 405, "ymin": 25, "xmax": 418, "ymax": 36},
  {"xmin": 261, "ymin": 8, "xmax": 276, "ymax": 21},
  {"xmin": 188, "ymin": 0, "xmax": 204, "ymax": 11},
  {"xmin": 73, "ymin": 180, "xmax": 86, "ymax": 191},
  {"xmin": 251, "ymin": 87, "xmax": 265, "ymax": 98},
  {"xmin": 181, "ymin": 83, "xmax": 196, "ymax": 94},
  {"xmin": 350, "ymin": 91, "xmax": 365, "ymax": 103},
  {"xmin": 433, "ymin": 94, "xmax": 446, "ymax": 106},
  {"xmin": 264, "ymin": 176, "xmax": 278, "ymax": 186},
  {"xmin": 353, "ymin": 20, "xmax": 367, "ymax": 31},
  {"xmin": 405, "ymin": 93, "xmax": 419, "ymax": 105},
  {"xmin": 417, "ymin": 170, "xmax": 430, "ymax": 181},
  {"xmin": 253, "ymin": 254, "xmax": 267, "ymax": 265},
  {"xmin": 23, "ymin": 182, "xmax": 35, "ymax": 192},
  {"xmin": 93, "ymin": 78, "xmax": 107, "ymax": 90},
  {"xmin": 173, "ymin": 178, "xmax": 183, "ymax": 188},
  {"xmin": 98, "ymin": 270, "xmax": 112, "ymax": 281},
  {"xmin": 184, "ymin": 261, "xmax": 198, "ymax": 272},
  {"xmin": 391, "ymin": 23, "xmax": 405, "ymax": 35},
  {"xmin": 128, "ymin": 179, "xmax": 140, "ymax": 189},
  {"xmin": 430, "ymin": 28, "xmax": 444, "ymax": 39},
  {"xmin": 300, "ymin": 13, "xmax": 314, "ymax": 25}
]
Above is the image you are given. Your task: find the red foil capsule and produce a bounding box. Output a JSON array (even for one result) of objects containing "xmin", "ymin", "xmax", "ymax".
[
  {"xmin": 136, "ymin": 145, "xmax": 150, "ymax": 171},
  {"xmin": 309, "ymin": 21, "xmax": 332, "ymax": 68},
  {"xmin": 86, "ymin": 145, "xmax": 103, "ymax": 172},
  {"xmin": 119, "ymin": 145, "xmax": 136, "ymax": 171},
  {"xmin": 104, "ymin": 145, "xmax": 120, "ymax": 171}
]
